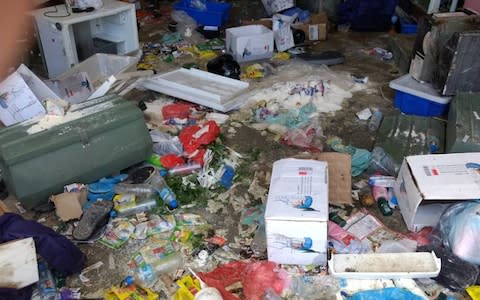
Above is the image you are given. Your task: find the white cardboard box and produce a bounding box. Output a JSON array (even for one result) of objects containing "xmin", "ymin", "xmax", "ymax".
[
  {"xmin": 394, "ymin": 153, "xmax": 480, "ymax": 232},
  {"xmin": 226, "ymin": 25, "xmax": 274, "ymax": 63},
  {"xmin": 265, "ymin": 158, "xmax": 328, "ymax": 265}
]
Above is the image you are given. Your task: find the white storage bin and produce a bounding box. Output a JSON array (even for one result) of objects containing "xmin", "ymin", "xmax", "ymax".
[
  {"xmin": 56, "ymin": 53, "xmax": 140, "ymax": 87},
  {"xmin": 226, "ymin": 25, "xmax": 274, "ymax": 63}
]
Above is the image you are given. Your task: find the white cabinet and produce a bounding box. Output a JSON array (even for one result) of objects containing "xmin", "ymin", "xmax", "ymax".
[{"xmin": 31, "ymin": 1, "xmax": 139, "ymax": 78}]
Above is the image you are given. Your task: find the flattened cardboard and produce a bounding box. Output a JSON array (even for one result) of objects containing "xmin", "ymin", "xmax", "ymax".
[
  {"xmin": 50, "ymin": 190, "xmax": 87, "ymax": 221},
  {"xmin": 315, "ymin": 152, "xmax": 352, "ymax": 205}
]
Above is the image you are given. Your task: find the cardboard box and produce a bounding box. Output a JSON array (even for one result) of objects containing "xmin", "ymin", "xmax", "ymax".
[
  {"xmin": 226, "ymin": 25, "xmax": 274, "ymax": 63},
  {"xmin": 50, "ymin": 190, "xmax": 87, "ymax": 222},
  {"xmin": 291, "ymin": 12, "xmax": 328, "ymax": 41},
  {"xmin": 265, "ymin": 158, "xmax": 328, "ymax": 265},
  {"xmin": 394, "ymin": 153, "xmax": 480, "ymax": 232}
]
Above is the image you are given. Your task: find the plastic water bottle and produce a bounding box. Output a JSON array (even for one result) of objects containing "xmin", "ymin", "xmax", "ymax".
[
  {"xmin": 114, "ymin": 183, "xmax": 155, "ymax": 195},
  {"xmin": 149, "ymin": 175, "xmax": 178, "ymax": 209},
  {"xmin": 369, "ymin": 147, "xmax": 397, "ymax": 176},
  {"xmin": 368, "ymin": 109, "xmax": 383, "ymax": 131}
]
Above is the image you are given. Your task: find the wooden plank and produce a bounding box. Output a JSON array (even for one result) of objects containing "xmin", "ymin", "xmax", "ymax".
[{"xmin": 0, "ymin": 238, "xmax": 39, "ymax": 289}]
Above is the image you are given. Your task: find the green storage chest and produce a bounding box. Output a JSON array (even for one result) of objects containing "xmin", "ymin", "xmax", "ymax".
[
  {"xmin": 446, "ymin": 93, "xmax": 480, "ymax": 153},
  {"xmin": 375, "ymin": 114, "xmax": 446, "ymax": 166},
  {"xmin": 0, "ymin": 95, "xmax": 152, "ymax": 209}
]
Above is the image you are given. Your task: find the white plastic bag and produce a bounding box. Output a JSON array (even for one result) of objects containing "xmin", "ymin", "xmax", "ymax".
[
  {"xmin": 75, "ymin": 0, "xmax": 103, "ymax": 9},
  {"xmin": 440, "ymin": 200, "xmax": 480, "ymax": 265}
]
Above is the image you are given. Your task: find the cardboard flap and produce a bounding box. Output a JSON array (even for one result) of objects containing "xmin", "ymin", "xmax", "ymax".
[
  {"xmin": 406, "ymin": 153, "xmax": 480, "ymax": 200},
  {"xmin": 314, "ymin": 152, "xmax": 352, "ymax": 205},
  {"xmin": 50, "ymin": 191, "xmax": 87, "ymax": 221}
]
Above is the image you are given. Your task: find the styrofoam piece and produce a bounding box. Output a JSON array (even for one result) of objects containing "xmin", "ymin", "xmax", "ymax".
[
  {"xmin": 142, "ymin": 68, "xmax": 249, "ymax": 112},
  {"xmin": 56, "ymin": 53, "xmax": 140, "ymax": 87},
  {"xmin": 329, "ymin": 251, "xmax": 441, "ymax": 279},
  {"xmin": 389, "ymin": 74, "xmax": 451, "ymax": 104}
]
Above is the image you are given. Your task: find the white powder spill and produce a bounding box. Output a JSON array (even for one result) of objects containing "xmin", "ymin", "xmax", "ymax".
[
  {"xmin": 248, "ymin": 76, "xmax": 356, "ymax": 113},
  {"xmin": 27, "ymin": 101, "xmax": 115, "ymax": 134}
]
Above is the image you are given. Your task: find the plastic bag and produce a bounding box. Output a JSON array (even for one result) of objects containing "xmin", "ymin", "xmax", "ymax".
[
  {"xmin": 171, "ymin": 10, "xmax": 197, "ymax": 37},
  {"xmin": 150, "ymin": 130, "xmax": 183, "ymax": 156},
  {"xmin": 188, "ymin": 0, "xmax": 207, "ymax": 11},
  {"xmin": 439, "ymin": 201, "xmax": 480, "ymax": 265},
  {"xmin": 327, "ymin": 136, "xmax": 372, "ymax": 176},
  {"xmin": 348, "ymin": 287, "xmax": 424, "ymax": 300},
  {"xmin": 74, "ymin": 0, "xmax": 103, "ymax": 9},
  {"xmin": 418, "ymin": 244, "xmax": 479, "ymax": 291}
]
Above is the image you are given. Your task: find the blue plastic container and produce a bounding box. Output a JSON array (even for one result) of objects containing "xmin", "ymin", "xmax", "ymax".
[
  {"xmin": 174, "ymin": 1, "xmax": 232, "ymax": 27},
  {"xmin": 389, "ymin": 74, "xmax": 451, "ymax": 117},
  {"xmin": 400, "ymin": 18, "xmax": 417, "ymax": 34}
]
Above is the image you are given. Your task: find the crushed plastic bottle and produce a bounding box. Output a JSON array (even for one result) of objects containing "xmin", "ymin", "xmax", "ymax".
[
  {"xmin": 149, "ymin": 175, "xmax": 178, "ymax": 209},
  {"xmin": 368, "ymin": 109, "xmax": 383, "ymax": 131},
  {"xmin": 369, "ymin": 147, "xmax": 397, "ymax": 176},
  {"xmin": 251, "ymin": 223, "xmax": 267, "ymax": 257},
  {"xmin": 114, "ymin": 175, "xmax": 178, "ymax": 210}
]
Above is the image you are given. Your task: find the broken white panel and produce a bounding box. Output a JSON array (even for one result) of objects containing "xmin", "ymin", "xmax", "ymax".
[
  {"xmin": 329, "ymin": 251, "xmax": 441, "ymax": 279},
  {"xmin": 142, "ymin": 68, "xmax": 249, "ymax": 112}
]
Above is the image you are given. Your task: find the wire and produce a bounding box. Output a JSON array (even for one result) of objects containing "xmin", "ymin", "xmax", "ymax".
[{"xmin": 43, "ymin": 3, "xmax": 71, "ymax": 18}]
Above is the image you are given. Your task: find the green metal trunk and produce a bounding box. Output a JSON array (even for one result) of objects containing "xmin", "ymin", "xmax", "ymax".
[
  {"xmin": 375, "ymin": 114, "xmax": 446, "ymax": 166},
  {"xmin": 446, "ymin": 93, "xmax": 480, "ymax": 153},
  {"xmin": 0, "ymin": 95, "xmax": 152, "ymax": 209}
]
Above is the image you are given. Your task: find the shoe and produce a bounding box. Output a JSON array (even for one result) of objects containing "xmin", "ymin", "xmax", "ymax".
[{"xmin": 73, "ymin": 201, "xmax": 113, "ymax": 241}]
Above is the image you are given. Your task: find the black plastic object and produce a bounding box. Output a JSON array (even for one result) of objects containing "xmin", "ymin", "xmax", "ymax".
[
  {"xmin": 207, "ymin": 54, "xmax": 241, "ymax": 80},
  {"xmin": 72, "ymin": 7, "xmax": 95, "ymax": 13},
  {"xmin": 297, "ymin": 51, "xmax": 345, "ymax": 66},
  {"xmin": 292, "ymin": 28, "xmax": 306, "ymax": 45},
  {"xmin": 417, "ymin": 244, "xmax": 479, "ymax": 291}
]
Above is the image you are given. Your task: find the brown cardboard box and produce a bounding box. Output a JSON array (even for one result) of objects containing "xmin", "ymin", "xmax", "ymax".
[
  {"xmin": 50, "ymin": 190, "xmax": 87, "ymax": 222},
  {"xmin": 291, "ymin": 12, "xmax": 328, "ymax": 41}
]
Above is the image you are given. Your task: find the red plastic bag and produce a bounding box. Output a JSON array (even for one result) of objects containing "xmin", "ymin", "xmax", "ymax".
[
  {"xmin": 160, "ymin": 154, "xmax": 185, "ymax": 169},
  {"xmin": 179, "ymin": 120, "xmax": 220, "ymax": 154},
  {"xmin": 198, "ymin": 261, "xmax": 289, "ymax": 300},
  {"xmin": 162, "ymin": 103, "xmax": 193, "ymax": 120}
]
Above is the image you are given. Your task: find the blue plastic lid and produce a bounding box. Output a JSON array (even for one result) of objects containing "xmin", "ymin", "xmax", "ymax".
[
  {"xmin": 159, "ymin": 169, "xmax": 168, "ymax": 177},
  {"xmin": 169, "ymin": 199, "xmax": 178, "ymax": 209}
]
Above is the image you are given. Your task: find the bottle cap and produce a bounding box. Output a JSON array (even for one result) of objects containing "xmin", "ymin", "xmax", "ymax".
[
  {"xmin": 169, "ymin": 199, "xmax": 178, "ymax": 209},
  {"xmin": 123, "ymin": 275, "xmax": 134, "ymax": 286}
]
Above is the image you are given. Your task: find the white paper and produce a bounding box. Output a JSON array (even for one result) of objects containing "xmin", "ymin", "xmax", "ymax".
[
  {"xmin": 0, "ymin": 72, "xmax": 46, "ymax": 126},
  {"xmin": 272, "ymin": 14, "xmax": 296, "ymax": 52}
]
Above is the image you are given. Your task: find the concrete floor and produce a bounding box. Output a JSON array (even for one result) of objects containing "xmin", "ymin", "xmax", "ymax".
[{"xmin": 2, "ymin": 5, "xmax": 468, "ymax": 299}]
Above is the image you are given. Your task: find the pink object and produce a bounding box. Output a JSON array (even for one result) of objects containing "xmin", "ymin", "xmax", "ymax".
[
  {"xmin": 328, "ymin": 221, "xmax": 356, "ymax": 245},
  {"xmin": 372, "ymin": 185, "xmax": 388, "ymax": 201},
  {"xmin": 464, "ymin": 0, "xmax": 480, "ymax": 13}
]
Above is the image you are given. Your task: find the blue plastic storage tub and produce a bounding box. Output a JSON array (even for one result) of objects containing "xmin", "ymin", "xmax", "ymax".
[
  {"xmin": 174, "ymin": 1, "xmax": 232, "ymax": 27},
  {"xmin": 389, "ymin": 74, "xmax": 452, "ymax": 117},
  {"xmin": 400, "ymin": 19, "xmax": 417, "ymax": 34}
]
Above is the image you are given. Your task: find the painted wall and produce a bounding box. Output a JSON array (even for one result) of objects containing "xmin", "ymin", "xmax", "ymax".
[{"xmin": 465, "ymin": 0, "xmax": 480, "ymax": 13}]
